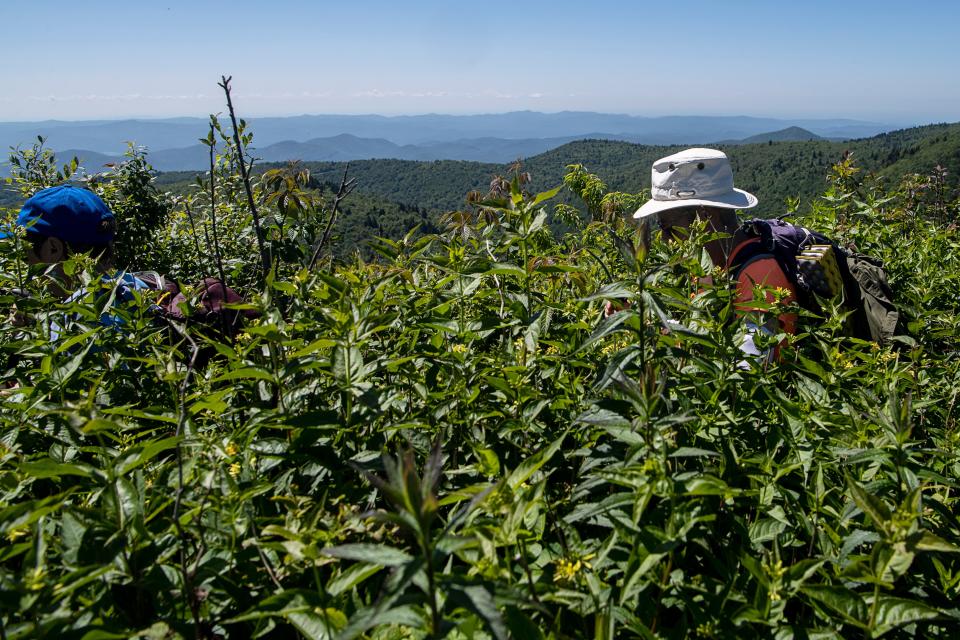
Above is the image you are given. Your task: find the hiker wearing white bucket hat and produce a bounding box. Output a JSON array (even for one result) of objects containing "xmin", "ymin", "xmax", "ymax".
[{"xmin": 621, "ymin": 148, "xmax": 797, "ymax": 360}]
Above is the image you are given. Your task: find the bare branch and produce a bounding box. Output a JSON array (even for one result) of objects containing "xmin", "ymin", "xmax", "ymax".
[
  {"xmin": 218, "ymin": 76, "xmax": 271, "ymax": 281},
  {"xmin": 309, "ymin": 164, "xmax": 357, "ymax": 270}
]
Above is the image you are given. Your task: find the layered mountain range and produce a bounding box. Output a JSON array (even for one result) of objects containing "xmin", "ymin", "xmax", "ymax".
[{"xmin": 0, "ymin": 112, "xmax": 896, "ymax": 173}]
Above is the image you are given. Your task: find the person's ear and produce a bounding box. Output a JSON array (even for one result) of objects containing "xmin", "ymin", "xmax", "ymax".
[{"xmin": 36, "ymin": 237, "xmax": 67, "ymax": 263}]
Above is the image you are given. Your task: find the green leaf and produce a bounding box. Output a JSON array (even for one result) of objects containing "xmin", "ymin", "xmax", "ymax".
[
  {"xmin": 474, "ymin": 447, "xmax": 500, "ymax": 476},
  {"xmin": 114, "ymin": 437, "xmax": 180, "ymax": 476},
  {"xmin": 910, "ymin": 531, "xmax": 960, "ymax": 553},
  {"xmin": 873, "ymin": 596, "xmax": 942, "ymax": 634},
  {"xmin": 81, "ymin": 631, "xmax": 130, "ymax": 640},
  {"xmin": 575, "ymin": 406, "xmax": 631, "ymax": 428},
  {"xmin": 526, "ymin": 209, "xmax": 549, "ymax": 234},
  {"xmin": 524, "ymin": 309, "xmax": 551, "ymax": 352},
  {"xmin": 506, "ymin": 432, "xmax": 566, "ymax": 490},
  {"xmin": 531, "ymin": 186, "xmax": 561, "ymax": 206},
  {"xmin": 20, "ymin": 460, "xmax": 96, "ymax": 479},
  {"xmin": 801, "ymin": 585, "xmax": 869, "ymax": 627},
  {"xmin": 685, "ymin": 475, "xmax": 736, "ymax": 496},
  {"xmin": 485, "ymin": 262, "xmax": 526, "ymax": 277},
  {"xmin": 332, "ymin": 345, "xmax": 363, "ymax": 385},
  {"xmin": 326, "ymin": 562, "xmax": 383, "ymax": 597},
  {"xmin": 451, "ymin": 584, "xmax": 507, "ymax": 640},
  {"xmin": 504, "ymin": 607, "xmax": 545, "ymax": 640},
  {"xmin": 287, "ymin": 608, "xmax": 338, "ymax": 640},
  {"xmin": 212, "ymin": 367, "xmax": 276, "ymax": 383},
  {"xmin": 669, "ymin": 447, "xmax": 720, "ymax": 458},
  {"xmin": 846, "ymin": 474, "xmax": 892, "ymax": 529},
  {"xmin": 321, "ymin": 544, "xmax": 413, "ymax": 566}
]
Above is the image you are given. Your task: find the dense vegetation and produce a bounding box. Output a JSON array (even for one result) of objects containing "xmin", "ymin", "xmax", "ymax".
[{"xmin": 1, "ymin": 105, "xmax": 959, "ymax": 639}]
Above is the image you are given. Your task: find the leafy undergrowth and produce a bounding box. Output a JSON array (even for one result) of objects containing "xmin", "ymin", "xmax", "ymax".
[{"xmin": 1, "ymin": 153, "xmax": 960, "ymax": 640}]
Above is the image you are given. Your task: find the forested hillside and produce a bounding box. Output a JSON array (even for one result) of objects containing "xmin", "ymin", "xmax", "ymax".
[{"xmin": 291, "ymin": 122, "xmax": 959, "ymax": 220}]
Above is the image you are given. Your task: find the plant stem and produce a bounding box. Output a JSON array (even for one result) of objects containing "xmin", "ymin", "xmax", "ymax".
[
  {"xmin": 218, "ymin": 75, "xmax": 271, "ymax": 281},
  {"xmin": 206, "ymin": 129, "xmax": 229, "ymax": 290}
]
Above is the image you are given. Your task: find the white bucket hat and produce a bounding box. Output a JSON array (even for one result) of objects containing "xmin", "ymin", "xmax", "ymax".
[{"xmin": 632, "ymin": 148, "xmax": 758, "ymax": 219}]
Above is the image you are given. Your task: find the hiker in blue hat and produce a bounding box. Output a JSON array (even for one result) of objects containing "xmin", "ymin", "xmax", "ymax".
[
  {"xmin": 8, "ymin": 185, "xmax": 117, "ymax": 276},
  {"xmin": 4, "ymin": 185, "xmax": 152, "ymax": 330}
]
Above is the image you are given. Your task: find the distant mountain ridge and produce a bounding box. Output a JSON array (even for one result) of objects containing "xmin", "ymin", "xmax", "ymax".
[
  {"xmin": 19, "ymin": 126, "xmax": 873, "ymax": 175},
  {"xmin": 0, "ymin": 111, "xmax": 897, "ymax": 159},
  {"xmin": 723, "ymin": 126, "xmax": 824, "ymax": 145}
]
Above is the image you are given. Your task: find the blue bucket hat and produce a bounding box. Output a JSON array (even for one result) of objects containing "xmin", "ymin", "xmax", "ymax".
[{"xmin": 3, "ymin": 186, "xmax": 115, "ymax": 246}]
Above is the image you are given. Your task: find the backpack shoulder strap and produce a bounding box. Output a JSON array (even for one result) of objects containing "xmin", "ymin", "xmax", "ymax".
[{"xmin": 731, "ymin": 218, "xmax": 823, "ymax": 308}]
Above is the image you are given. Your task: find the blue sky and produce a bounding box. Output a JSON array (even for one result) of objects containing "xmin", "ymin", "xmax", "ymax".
[{"xmin": 1, "ymin": 0, "xmax": 957, "ymax": 123}]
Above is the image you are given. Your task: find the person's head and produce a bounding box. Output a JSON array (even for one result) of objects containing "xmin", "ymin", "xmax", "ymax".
[
  {"xmin": 657, "ymin": 205, "xmax": 740, "ymax": 242},
  {"xmin": 5, "ymin": 186, "xmax": 116, "ymax": 269},
  {"xmin": 632, "ymin": 148, "xmax": 757, "ymax": 239}
]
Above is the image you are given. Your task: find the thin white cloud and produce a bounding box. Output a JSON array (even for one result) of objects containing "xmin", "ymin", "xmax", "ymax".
[
  {"xmin": 352, "ymin": 89, "xmax": 535, "ymax": 100},
  {"xmin": 26, "ymin": 93, "xmax": 208, "ymax": 102}
]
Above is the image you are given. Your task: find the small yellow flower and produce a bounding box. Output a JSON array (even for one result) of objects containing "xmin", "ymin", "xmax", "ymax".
[
  {"xmin": 768, "ymin": 590, "xmax": 782, "ymax": 602},
  {"xmin": 27, "ymin": 566, "xmax": 45, "ymax": 591},
  {"xmin": 226, "ymin": 442, "xmax": 240, "ymax": 457},
  {"xmin": 6, "ymin": 527, "xmax": 28, "ymax": 543},
  {"xmin": 229, "ymin": 462, "xmax": 241, "ymax": 477},
  {"xmin": 451, "ymin": 343, "xmax": 468, "ymax": 354},
  {"xmin": 553, "ymin": 553, "xmax": 594, "ymax": 583},
  {"xmin": 766, "ymin": 559, "xmax": 785, "ymax": 579}
]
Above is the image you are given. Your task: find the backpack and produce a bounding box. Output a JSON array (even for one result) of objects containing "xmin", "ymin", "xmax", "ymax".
[
  {"xmin": 729, "ymin": 218, "xmax": 902, "ymax": 345},
  {"xmin": 132, "ymin": 272, "xmax": 258, "ymax": 340}
]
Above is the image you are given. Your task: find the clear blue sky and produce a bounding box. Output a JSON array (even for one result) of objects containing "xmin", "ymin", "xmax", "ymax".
[{"xmin": 1, "ymin": 0, "xmax": 957, "ymax": 124}]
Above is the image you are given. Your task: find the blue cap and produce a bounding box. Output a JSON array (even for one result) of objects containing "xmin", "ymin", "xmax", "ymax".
[{"xmin": 4, "ymin": 186, "xmax": 115, "ymax": 246}]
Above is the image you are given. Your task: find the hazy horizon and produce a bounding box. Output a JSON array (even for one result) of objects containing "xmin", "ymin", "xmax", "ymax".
[
  {"xmin": 0, "ymin": 111, "xmax": 922, "ymax": 126},
  {"xmin": 3, "ymin": 1, "xmax": 958, "ymax": 124}
]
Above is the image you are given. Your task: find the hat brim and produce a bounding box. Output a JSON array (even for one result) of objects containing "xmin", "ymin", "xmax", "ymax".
[{"xmin": 632, "ymin": 188, "xmax": 758, "ymax": 219}]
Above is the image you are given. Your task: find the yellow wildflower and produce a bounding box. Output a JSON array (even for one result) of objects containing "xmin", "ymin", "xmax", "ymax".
[
  {"xmin": 6, "ymin": 527, "xmax": 28, "ymax": 543},
  {"xmin": 226, "ymin": 442, "xmax": 239, "ymax": 457},
  {"xmin": 766, "ymin": 559, "xmax": 786, "ymax": 579},
  {"xmin": 774, "ymin": 286, "xmax": 792, "ymax": 301},
  {"xmin": 27, "ymin": 566, "xmax": 45, "ymax": 591},
  {"xmin": 553, "ymin": 553, "xmax": 595, "ymax": 583},
  {"xmin": 451, "ymin": 343, "xmax": 468, "ymax": 354},
  {"xmin": 229, "ymin": 462, "xmax": 241, "ymax": 477}
]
